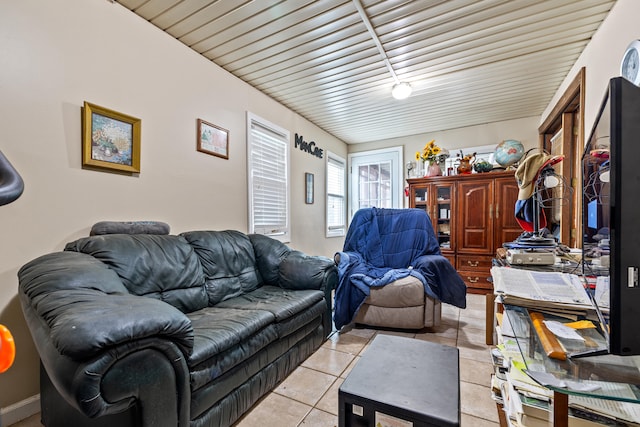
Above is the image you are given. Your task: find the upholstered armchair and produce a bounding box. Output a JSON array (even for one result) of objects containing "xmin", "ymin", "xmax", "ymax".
[{"xmin": 333, "ymin": 207, "xmax": 467, "ymax": 330}]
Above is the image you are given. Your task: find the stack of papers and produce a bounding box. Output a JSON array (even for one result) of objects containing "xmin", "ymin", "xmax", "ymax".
[
  {"xmin": 490, "ymin": 267, "xmax": 640, "ymax": 426},
  {"xmin": 491, "ymin": 267, "xmax": 596, "ymax": 317}
]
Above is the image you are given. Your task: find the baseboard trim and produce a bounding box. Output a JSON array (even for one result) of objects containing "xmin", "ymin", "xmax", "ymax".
[{"xmin": 0, "ymin": 394, "xmax": 40, "ymax": 426}]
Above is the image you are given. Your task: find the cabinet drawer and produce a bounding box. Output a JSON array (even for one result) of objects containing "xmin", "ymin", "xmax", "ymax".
[
  {"xmin": 456, "ymin": 254, "xmax": 493, "ymax": 270},
  {"xmin": 457, "ymin": 269, "xmax": 493, "ymax": 290}
]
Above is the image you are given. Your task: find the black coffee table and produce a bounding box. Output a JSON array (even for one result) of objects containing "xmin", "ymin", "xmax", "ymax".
[{"xmin": 338, "ymin": 334, "xmax": 460, "ymax": 427}]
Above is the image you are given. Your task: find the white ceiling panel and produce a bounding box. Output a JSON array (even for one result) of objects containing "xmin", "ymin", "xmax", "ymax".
[{"xmin": 117, "ymin": 0, "xmax": 616, "ymax": 144}]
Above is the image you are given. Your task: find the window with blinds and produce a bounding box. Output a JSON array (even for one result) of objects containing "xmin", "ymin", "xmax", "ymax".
[
  {"xmin": 326, "ymin": 152, "xmax": 346, "ymax": 237},
  {"xmin": 247, "ymin": 113, "xmax": 290, "ymax": 241}
]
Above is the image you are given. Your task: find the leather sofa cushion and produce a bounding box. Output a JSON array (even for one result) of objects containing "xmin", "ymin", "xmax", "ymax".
[
  {"xmin": 187, "ymin": 307, "xmax": 275, "ymax": 367},
  {"xmin": 65, "ymin": 234, "xmax": 207, "ymax": 313},
  {"xmin": 180, "ymin": 230, "xmax": 262, "ymax": 305},
  {"xmin": 274, "ymin": 299, "xmax": 326, "ymax": 339},
  {"xmin": 215, "ymin": 286, "xmax": 324, "ymax": 322},
  {"xmin": 189, "ymin": 322, "xmax": 323, "ymax": 420},
  {"xmin": 248, "ymin": 234, "xmax": 290, "ymax": 285},
  {"xmin": 188, "ymin": 309, "xmax": 278, "ymax": 390},
  {"xmin": 188, "ymin": 288, "xmax": 325, "ymax": 392},
  {"xmin": 89, "ymin": 220, "xmax": 170, "ymax": 236}
]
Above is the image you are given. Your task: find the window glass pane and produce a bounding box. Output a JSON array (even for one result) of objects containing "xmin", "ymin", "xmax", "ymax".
[
  {"xmin": 370, "ymin": 164, "xmax": 379, "ymax": 180},
  {"xmin": 248, "ymin": 115, "xmax": 289, "ymax": 239},
  {"xmin": 327, "ymin": 160, "xmax": 344, "ymax": 195},
  {"xmin": 327, "ymin": 195, "xmax": 344, "ymax": 224},
  {"xmin": 356, "ymin": 160, "xmax": 392, "ymax": 209},
  {"xmin": 326, "ymin": 152, "xmax": 346, "ymax": 237}
]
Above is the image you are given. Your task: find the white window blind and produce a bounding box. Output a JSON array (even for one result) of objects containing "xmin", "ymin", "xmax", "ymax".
[
  {"xmin": 326, "ymin": 152, "xmax": 346, "ymax": 237},
  {"xmin": 248, "ymin": 114, "xmax": 290, "ymax": 241}
]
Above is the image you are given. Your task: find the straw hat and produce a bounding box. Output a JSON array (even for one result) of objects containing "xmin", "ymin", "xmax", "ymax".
[{"xmin": 515, "ymin": 153, "xmax": 563, "ymax": 200}]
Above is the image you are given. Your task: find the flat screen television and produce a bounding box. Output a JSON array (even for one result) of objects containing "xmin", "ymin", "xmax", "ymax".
[{"xmin": 582, "ymin": 76, "xmax": 640, "ymax": 356}]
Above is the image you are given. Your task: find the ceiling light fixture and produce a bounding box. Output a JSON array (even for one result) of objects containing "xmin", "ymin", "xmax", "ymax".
[
  {"xmin": 353, "ymin": 0, "xmax": 412, "ymax": 100},
  {"xmin": 392, "ymin": 82, "xmax": 412, "ymax": 100}
]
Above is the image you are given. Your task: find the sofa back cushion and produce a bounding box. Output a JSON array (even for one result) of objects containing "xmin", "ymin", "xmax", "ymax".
[
  {"xmin": 180, "ymin": 230, "xmax": 262, "ymax": 305},
  {"xmin": 65, "ymin": 234, "xmax": 207, "ymax": 313}
]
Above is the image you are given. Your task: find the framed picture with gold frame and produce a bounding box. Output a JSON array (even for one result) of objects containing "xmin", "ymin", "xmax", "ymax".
[
  {"xmin": 82, "ymin": 101, "xmax": 141, "ymax": 173},
  {"xmin": 197, "ymin": 119, "xmax": 229, "ymax": 159}
]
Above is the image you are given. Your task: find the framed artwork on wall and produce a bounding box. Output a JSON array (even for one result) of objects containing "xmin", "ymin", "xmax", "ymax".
[
  {"xmin": 82, "ymin": 102, "xmax": 141, "ymax": 173},
  {"xmin": 305, "ymin": 172, "xmax": 314, "ymax": 204},
  {"xmin": 197, "ymin": 119, "xmax": 229, "ymax": 159}
]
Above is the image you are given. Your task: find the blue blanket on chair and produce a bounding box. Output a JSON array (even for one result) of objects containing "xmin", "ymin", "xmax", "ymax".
[{"xmin": 333, "ymin": 207, "xmax": 467, "ymax": 330}]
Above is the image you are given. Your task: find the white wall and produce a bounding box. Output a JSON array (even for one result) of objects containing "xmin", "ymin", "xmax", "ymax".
[
  {"xmin": 542, "ymin": 0, "xmax": 640, "ymax": 140},
  {"xmin": 349, "ymin": 116, "xmax": 540, "ymax": 155},
  {"xmin": 0, "ymin": 0, "xmax": 347, "ymax": 409},
  {"xmin": 349, "ymin": 116, "xmax": 540, "ymax": 202}
]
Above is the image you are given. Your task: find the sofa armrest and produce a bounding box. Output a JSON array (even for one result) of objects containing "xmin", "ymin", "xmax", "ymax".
[
  {"xmin": 249, "ymin": 234, "xmax": 337, "ymax": 336},
  {"xmin": 280, "ymin": 252, "xmax": 337, "ymax": 338},
  {"xmin": 288, "ymin": 251, "xmax": 338, "ymax": 337},
  {"xmin": 248, "ymin": 233, "xmax": 337, "ymax": 292},
  {"xmin": 28, "ymin": 306, "xmax": 190, "ymax": 425},
  {"xmin": 19, "ymin": 252, "xmax": 192, "ymax": 425},
  {"xmin": 279, "ymin": 251, "xmax": 337, "ymax": 293},
  {"xmin": 18, "ymin": 252, "xmax": 194, "ymax": 360}
]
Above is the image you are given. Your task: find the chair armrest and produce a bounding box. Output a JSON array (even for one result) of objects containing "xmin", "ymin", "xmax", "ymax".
[{"xmin": 414, "ymin": 254, "xmax": 467, "ymax": 309}]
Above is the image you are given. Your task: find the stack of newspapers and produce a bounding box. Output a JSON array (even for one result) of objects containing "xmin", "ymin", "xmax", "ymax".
[{"xmin": 491, "ymin": 267, "xmax": 596, "ymax": 317}]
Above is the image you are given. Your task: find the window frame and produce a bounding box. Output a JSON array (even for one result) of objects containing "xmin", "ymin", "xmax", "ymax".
[
  {"xmin": 247, "ymin": 112, "xmax": 290, "ymax": 242},
  {"xmin": 326, "ymin": 151, "xmax": 346, "ymax": 238}
]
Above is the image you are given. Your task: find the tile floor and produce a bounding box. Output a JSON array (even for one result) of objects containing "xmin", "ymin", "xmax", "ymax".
[{"xmin": 10, "ymin": 293, "xmax": 499, "ymax": 427}]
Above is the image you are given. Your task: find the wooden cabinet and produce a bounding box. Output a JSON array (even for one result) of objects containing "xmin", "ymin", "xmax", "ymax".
[
  {"xmin": 457, "ymin": 178, "xmax": 493, "ymax": 254},
  {"xmin": 408, "ymin": 171, "xmax": 521, "ymax": 293},
  {"xmin": 493, "ymin": 176, "xmax": 523, "ymax": 248}
]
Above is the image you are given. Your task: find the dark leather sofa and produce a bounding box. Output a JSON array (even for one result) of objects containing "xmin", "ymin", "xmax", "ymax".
[{"xmin": 18, "ymin": 230, "xmax": 337, "ymax": 427}]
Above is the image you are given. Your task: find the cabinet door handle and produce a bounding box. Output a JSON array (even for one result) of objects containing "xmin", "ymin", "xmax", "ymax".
[
  {"xmin": 467, "ymin": 276, "xmax": 479, "ymax": 283},
  {"xmin": 495, "ymin": 204, "xmax": 499, "ymax": 219},
  {"xmin": 489, "ymin": 204, "xmax": 493, "ymax": 220},
  {"xmin": 467, "ymin": 260, "xmax": 479, "ymax": 267}
]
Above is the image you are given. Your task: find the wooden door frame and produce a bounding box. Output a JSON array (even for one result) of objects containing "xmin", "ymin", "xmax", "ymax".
[{"xmin": 538, "ymin": 67, "xmax": 585, "ymax": 247}]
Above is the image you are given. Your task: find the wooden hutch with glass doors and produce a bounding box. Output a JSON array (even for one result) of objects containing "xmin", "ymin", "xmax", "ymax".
[{"xmin": 407, "ymin": 171, "xmax": 521, "ymax": 293}]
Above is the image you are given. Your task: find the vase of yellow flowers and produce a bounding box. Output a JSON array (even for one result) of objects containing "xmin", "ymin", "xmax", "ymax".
[{"xmin": 416, "ymin": 140, "xmax": 447, "ymax": 177}]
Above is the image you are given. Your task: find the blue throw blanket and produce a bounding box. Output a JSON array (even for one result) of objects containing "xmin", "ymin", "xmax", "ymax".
[{"xmin": 333, "ymin": 207, "xmax": 467, "ymax": 330}]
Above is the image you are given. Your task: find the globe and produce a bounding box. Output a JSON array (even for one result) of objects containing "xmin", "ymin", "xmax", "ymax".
[{"xmin": 495, "ymin": 139, "xmax": 525, "ymax": 167}]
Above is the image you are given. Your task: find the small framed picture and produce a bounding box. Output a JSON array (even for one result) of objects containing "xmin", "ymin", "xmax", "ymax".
[
  {"xmin": 305, "ymin": 172, "xmax": 314, "ymax": 204},
  {"xmin": 197, "ymin": 119, "xmax": 229, "ymax": 159},
  {"xmin": 82, "ymin": 102, "xmax": 141, "ymax": 173}
]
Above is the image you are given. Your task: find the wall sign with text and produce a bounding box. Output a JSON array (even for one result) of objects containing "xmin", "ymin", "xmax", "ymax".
[{"xmin": 294, "ymin": 133, "xmax": 323, "ymax": 159}]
